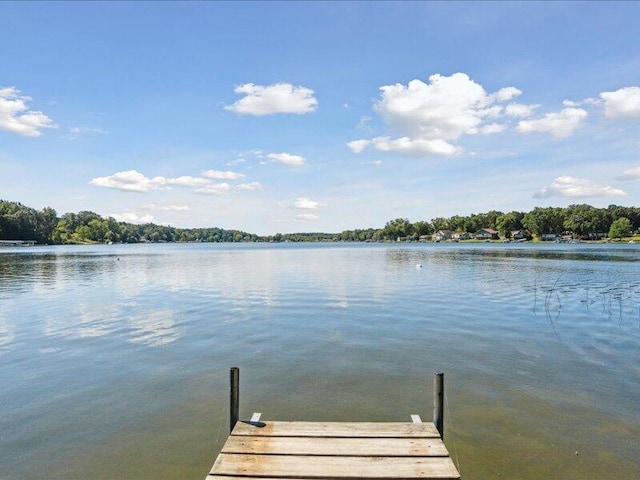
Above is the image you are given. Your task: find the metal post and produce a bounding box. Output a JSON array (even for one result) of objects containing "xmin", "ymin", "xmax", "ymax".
[
  {"xmin": 433, "ymin": 372, "xmax": 444, "ymax": 439},
  {"xmin": 230, "ymin": 367, "xmax": 239, "ymax": 433}
]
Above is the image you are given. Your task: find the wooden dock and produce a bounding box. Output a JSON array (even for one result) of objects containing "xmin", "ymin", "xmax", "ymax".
[{"xmin": 206, "ymin": 368, "xmax": 461, "ymax": 479}]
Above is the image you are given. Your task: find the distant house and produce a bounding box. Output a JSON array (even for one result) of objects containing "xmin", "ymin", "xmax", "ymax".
[
  {"xmin": 475, "ymin": 228, "xmax": 499, "ymax": 240},
  {"xmin": 541, "ymin": 233, "xmax": 558, "ymax": 241},
  {"xmin": 433, "ymin": 230, "xmax": 454, "ymax": 242},
  {"xmin": 510, "ymin": 229, "xmax": 532, "ymax": 240},
  {"xmin": 0, "ymin": 240, "xmax": 36, "ymax": 247},
  {"xmin": 452, "ymin": 232, "xmax": 472, "ymax": 240}
]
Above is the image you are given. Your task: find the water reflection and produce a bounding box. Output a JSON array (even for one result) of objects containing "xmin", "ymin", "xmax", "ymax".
[
  {"xmin": 0, "ymin": 313, "xmax": 14, "ymax": 352},
  {"xmin": 44, "ymin": 303, "xmax": 122, "ymax": 339},
  {"xmin": 1, "ymin": 243, "xmax": 639, "ymax": 480},
  {"xmin": 128, "ymin": 308, "xmax": 180, "ymax": 347}
]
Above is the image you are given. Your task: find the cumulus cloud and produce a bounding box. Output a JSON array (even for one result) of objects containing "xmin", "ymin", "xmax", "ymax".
[
  {"xmin": 369, "ymin": 136, "xmax": 460, "ymax": 156},
  {"xmin": 505, "ymin": 103, "xmax": 539, "ymax": 118},
  {"xmin": 616, "ymin": 166, "xmax": 640, "ymax": 181},
  {"xmin": 194, "ymin": 183, "xmax": 231, "ymax": 195},
  {"xmin": 202, "ymin": 169, "xmax": 245, "ymax": 180},
  {"xmin": 90, "ymin": 169, "xmax": 260, "ymax": 195},
  {"xmin": 347, "ymin": 139, "xmax": 370, "ymax": 153},
  {"xmin": 140, "ymin": 203, "xmax": 189, "ymax": 211},
  {"xmin": 108, "ymin": 210, "xmax": 155, "ymax": 224},
  {"xmin": 235, "ymin": 182, "xmax": 263, "ymax": 191},
  {"xmin": 0, "ymin": 86, "xmax": 57, "ymax": 137},
  {"xmin": 534, "ymin": 176, "xmax": 626, "ymax": 199},
  {"xmin": 294, "ymin": 197, "xmax": 326, "ymax": 209},
  {"xmin": 479, "ymin": 123, "xmax": 507, "ymax": 134},
  {"xmin": 349, "ymin": 72, "xmax": 523, "ymax": 157},
  {"xmin": 165, "ymin": 176, "xmax": 211, "ymax": 187},
  {"xmin": 516, "ymin": 107, "xmax": 587, "ymax": 138},
  {"xmin": 90, "ymin": 170, "xmax": 169, "ymax": 192},
  {"xmin": 268, "ymin": 152, "xmax": 305, "ymax": 166},
  {"xmin": 225, "ymin": 82, "xmax": 318, "ymax": 115},
  {"xmin": 600, "ymin": 86, "xmax": 640, "ymax": 118}
]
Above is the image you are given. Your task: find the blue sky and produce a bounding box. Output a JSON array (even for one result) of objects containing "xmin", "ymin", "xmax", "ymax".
[{"xmin": 2, "ymin": 2, "xmax": 640, "ymax": 235}]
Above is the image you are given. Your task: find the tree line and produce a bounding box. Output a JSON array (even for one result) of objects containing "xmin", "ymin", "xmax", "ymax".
[{"xmin": 1, "ymin": 199, "xmax": 638, "ymax": 245}]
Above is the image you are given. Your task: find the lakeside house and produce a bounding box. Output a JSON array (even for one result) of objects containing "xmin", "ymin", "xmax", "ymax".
[
  {"xmin": 510, "ymin": 229, "xmax": 532, "ymax": 240},
  {"xmin": 452, "ymin": 232, "xmax": 473, "ymax": 240},
  {"xmin": 541, "ymin": 233, "xmax": 558, "ymax": 241},
  {"xmin": 474, "ymin": 228, "xmax": 499, "ymax": 240},
  {"xmin": 0, "ymin": 240, "xmax": 36, "ymax": 247},
  {"xmin": 433, "ymin": 230, "xmax": 454, "ymax": 242}
]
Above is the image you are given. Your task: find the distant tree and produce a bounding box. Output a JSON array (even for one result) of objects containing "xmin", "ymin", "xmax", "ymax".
[
  {"xmin": 496, "ymin": 212, "xmax": 520, "ymax": 238},
  {"xmin": 522, "ymin": 207, "xmax": 566, "ymax": 237},
  {"xmin": 609, "ymin": 217, "xmax": 632, "ymax": 240},
  {"xmin": 381, "ymin": 218, "xmax": 412, "ymax": 240},
  {"xmin": 564, "ymin": 204, "xmax": 605, "ymax": 237},
  {"xmin": 412, "ymin": 221, "xmax": 433, "ymax": 236},
  {"xmin": 430, "ymin": 217, "xmax": 448, "ymax": 232}
]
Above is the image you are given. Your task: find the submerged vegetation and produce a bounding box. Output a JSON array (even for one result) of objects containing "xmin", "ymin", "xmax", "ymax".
[{"xmin": 2, "ymin": 199, "xmax": 640, "ymax": 245}]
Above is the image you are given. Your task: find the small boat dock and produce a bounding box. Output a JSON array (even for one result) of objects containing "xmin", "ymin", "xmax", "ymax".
[{"xmin": 206, "ymin": 368, "xmax": 461, "ymax": 479}]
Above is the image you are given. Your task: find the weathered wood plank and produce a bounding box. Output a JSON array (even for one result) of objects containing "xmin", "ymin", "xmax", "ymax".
[
  {"xmin": 221, "ymin": 436, "xmax": 450, "ymax": 456},
  {"xmin": 231, "ymin": 421, "xmax": 441, "ymax": 438},
  {"xmin": 211, "ymin": 454, "xmax": 460, "ymax": 479}
]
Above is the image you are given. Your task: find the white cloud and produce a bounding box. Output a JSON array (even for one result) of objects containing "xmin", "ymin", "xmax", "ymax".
[
  {"xmin": 294, "ymin": 197, "xmax": 326, "ymax": 209},
  {"xmin": 616, "ymin": 166, "xmax": 640, "ymax": 181},
  {"xmin": 347, "ymin": 139, "xmax": 370, "ymax": 153},
  {"xmin": 140, "ymin": 203, "xmax": 189, "ymax": 211},
  {"xmin": 202, "ymin": 169, "xmax": 246, "ymax": 180},
  {"xmin": 89, "ymin": 170, "xmax": 168, "ymax": 192},
  {"xmin": 350, "ymin": 72, "xmax": 522, "ymax": 157},
  {"xmin": 562, "ymin": 100, "xmax": 581, "ymax": 108},
  {"xmin": 479, "ymin": 123, "xmax": 507, "ymax": 134},
  {"xmin": 488, "ymin": 86, "xmax": 522, "ymax": 102},
  {"xmin": 371, "ymin": 136, "xmax": 461, "ymax": 156},
  {"xmin": 534, "ymin": 176, "xmax": 626, "ymax": 199},
  {"xmin": 90, "ymin": 169, "xmax": 264, "ymax": 195},
  {"xmin": 225, "ymin": 82, "xmax": 318, "ymax": 115},
  {"xmin": 356, "ymin": 115, "xmax": 373, "ymax": 131},
  {"xmin": 235, "ymin": 182, "xmax": 263, "ymax": 191},
  {"xmin": 516, "ymin": 107, "xmax": 587, "ymax": 138},
  {"xmin": 0, "ymin": 86, "xmax": 57, "ymax": 137},
  {"xmin": 67, "ymin": 126, "xmax": 108, "ymax": 140},
  {"xmin": 108, "ymin": 210, "xmax": 155, "ymax": 224},
  {"xmin": 268, "ymin": 152, "xmax": 305, "ymax": 166},
  {"xmin": 166, "ymin": 176, "xmax": 211, "ymax": 187},
  {"xmin": 194, "ymin": 183, "xmax": 231, "ymax": 195},
  {"xmin": 600, "ymin": 86, "xmax": 640, "ymax": 118},
  {"xmin": 505, "ymin": 103, "xmax": 539, "ymax": 118},
  {"xmin": 226, "ymin": 158, "xmax": 246, "ymax": 166}
]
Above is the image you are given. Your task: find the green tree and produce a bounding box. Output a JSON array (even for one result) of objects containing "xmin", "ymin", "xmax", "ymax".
[
  {"xmin": 496, "ymin": 212, "xmax": 522, "ymax": 239},
  {"xmin": 381, "ymin": 218, "xmax": 412, "ymax": 240},
  {"xmin": 564, "ymin": 204, "xmax": 605, "ymax": 237},
  {"xmin": 412, "ymin": 221, "xmax": 433, "ymax": 236},
  {"xmin": 430, "ymin": 217, "xmax": 448, "ymax": 232},
  {"xmin": 609, "ymin": 217, "xmax": 632, "ymax": 240}
]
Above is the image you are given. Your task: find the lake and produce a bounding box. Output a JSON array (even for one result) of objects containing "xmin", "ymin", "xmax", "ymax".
[{"xmin": 0, "ymin": 242, "xmax": 638, "ymax": 479}]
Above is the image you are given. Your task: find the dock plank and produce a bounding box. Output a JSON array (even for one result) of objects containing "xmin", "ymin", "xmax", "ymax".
[
  {"xmin": 222, "ymin": 435, "xmax": 450, "ymax": 456},
  {"xmin": 232, "ymin": 421, "xmax": 441, "ymax": 438},
  {"xmin": 211, "ymin": 453, "xmax": 460, "ymax": 479},
  {"xmin": 208, "ymin": 420, "xmax": 460, "ymax": 479}
]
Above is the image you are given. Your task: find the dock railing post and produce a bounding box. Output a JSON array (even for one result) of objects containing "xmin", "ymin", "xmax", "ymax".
[
  {"xmin": 230, "ymin": 367, "xmax": 239, "ymax": 433},
  {"xmin": 433, "ymin": 372, "xmax": 444, "ymax": 439}
]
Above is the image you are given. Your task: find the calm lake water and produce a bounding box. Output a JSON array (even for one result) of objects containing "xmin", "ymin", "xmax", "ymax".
[{"xmin": 0, "ymin": 242, "xmax": 638, "ymax": 479}]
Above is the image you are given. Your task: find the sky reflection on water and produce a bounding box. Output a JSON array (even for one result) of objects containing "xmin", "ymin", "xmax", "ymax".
[{"xmin": 0, "ymin": 243, "xmax": 639, "ymax": 479}]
